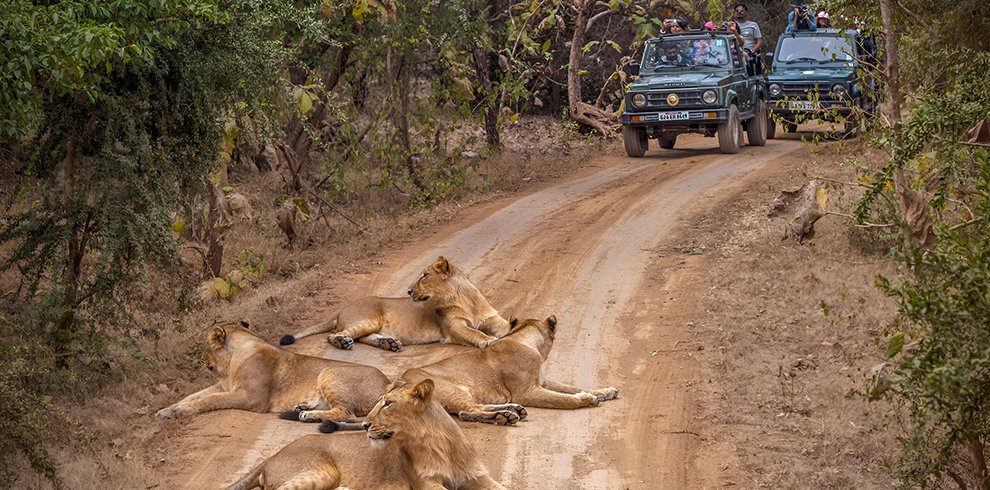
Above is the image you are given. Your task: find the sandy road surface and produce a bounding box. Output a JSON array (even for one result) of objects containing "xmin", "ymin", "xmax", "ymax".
[{"xmin": 166, "ymin": 135, "xmax": 803, "ymax": 489}]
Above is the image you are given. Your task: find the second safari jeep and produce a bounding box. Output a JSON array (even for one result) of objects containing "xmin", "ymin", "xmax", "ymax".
[
  {"xmin": 621, "ymin": 31, "xmax": 768, "ymax": 157},
  {"xmin": 766, "ymin": 28, "xmax": 878, "ymax": 137}
]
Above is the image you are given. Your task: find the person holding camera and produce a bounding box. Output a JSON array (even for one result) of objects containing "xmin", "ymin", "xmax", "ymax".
[
  {"xmin": 786, "ymin": 2, "xmax": 818, "ymax": 33},
  {"xmin": 663, "ymin": 18, "xmax": 689, "ymax": 34}
]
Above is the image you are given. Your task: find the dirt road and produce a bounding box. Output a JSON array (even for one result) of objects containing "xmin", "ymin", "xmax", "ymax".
[{"xmin": 165, "ymin": 135, "xmax": 803, "ymax": 489}]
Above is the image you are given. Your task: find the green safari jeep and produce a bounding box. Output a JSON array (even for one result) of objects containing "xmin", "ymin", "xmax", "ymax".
[
  {"xmin": 766, "ymin": 28, "xmax": 878, "ymax": 136},
  {"xmin": 621, "ymin": 31, "xmax": 769, "ymax": 157}
]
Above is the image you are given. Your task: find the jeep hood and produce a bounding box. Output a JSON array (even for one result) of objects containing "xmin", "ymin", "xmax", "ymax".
[
  {"xmin": 769, "ymin": 66, "xmax": 855, "ymax": 83},
  {"xmin": 632, "ymin": 72, "xmax": 732, "ymax": 90}
]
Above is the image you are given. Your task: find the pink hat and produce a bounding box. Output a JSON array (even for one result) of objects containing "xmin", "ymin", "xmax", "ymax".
[
  {"xmin": 704, "ymin": 21, "xmax": 718, "ymax": 29},
  {"xmin": 817, "ymin": 11, "xmax": 829, "ymax": 19}
]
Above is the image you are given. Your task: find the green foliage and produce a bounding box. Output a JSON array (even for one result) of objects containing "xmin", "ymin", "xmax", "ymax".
[
  {"xmin": 0, "ymin": 342, "xmax": 67, "ymax": 489},
  {"xmin": 851, "ymin": 45, "xmax": 990, "ymax": 490},
  {"xmin": 0, "ymin": 0, "xmax": 306, "ymax": 484}
]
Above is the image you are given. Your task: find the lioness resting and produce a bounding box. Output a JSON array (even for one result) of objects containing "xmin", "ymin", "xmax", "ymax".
[
  {"xmin": 400, "ymin": 316, "xmax": 619, "ymax": 425},
  {"xmin": 156, "ymin": 321, "xmax": 390, "ymax": 423},
  {"xmin": 226, "ymin": 379, "xmax": 506, "ymax": 490},
  {"xmin": 279, "ymin": 256, "xmax": 512, "ymax": 352}
]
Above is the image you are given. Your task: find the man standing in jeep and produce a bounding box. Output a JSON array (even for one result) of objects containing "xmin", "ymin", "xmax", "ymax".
[{"xmin": 731, "ymin": 3, "xmax": 763, "ymax": 54}]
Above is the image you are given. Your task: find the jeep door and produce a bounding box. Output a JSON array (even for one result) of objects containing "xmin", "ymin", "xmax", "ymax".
[{"xmin": 729, "ymin": 39, "xmax": 755, "ymax": 113}]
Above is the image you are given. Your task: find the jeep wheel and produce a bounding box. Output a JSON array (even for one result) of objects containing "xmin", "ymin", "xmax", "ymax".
[
  {"xmin": 622, "ymin": 125, "xmax": 648, "ymax": 158},
  {"xmin": 659, "ymin": 135, "xmax": 677, "ymax": 149},
  {"xmin": 767, "ymin": 115, "xmax": 777, "ymax": 140},
  {"xmin": 718, "ymin": 105, "xmax": 742, "ymax": 154},
  {"xmin": 746, "ymin": 99, "xmax": 768, "ymax": 146}
]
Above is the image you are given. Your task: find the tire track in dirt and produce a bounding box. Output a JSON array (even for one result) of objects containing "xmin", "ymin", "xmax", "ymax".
[{"xmin": 173, "ymin": 136, "xmax": 803, "ymax": 489}]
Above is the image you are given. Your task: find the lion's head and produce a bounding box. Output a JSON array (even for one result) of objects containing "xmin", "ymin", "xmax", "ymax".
[
  {"xmin": 201, "ymin": 320, "xmax": 253, "ymax": 375},
  {"xmin": 407, "ymin": 256, "xmax": 463, "ymax": 302},
  {"xmin": 504, "ymin": 315, "xmax": 557, "ymax": 359},
  {"xmin": 362, "ymin": 379, "xmax": 438, "ymax": 445}
]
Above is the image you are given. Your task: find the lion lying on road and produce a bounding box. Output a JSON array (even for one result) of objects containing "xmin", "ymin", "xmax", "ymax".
[
  {"xmin": 156, "ymin": 321, "xmax": 389, "ymax": 423},
  {"xmin": 400, "ymin": 316, "xmax": 619, "ymax": 425},
  {"xmin": 226, "ymin": 379, "xmax": 505, "ymax": 490},
  {"xmin": 279, "ymin": 256, "xmax": 512, "ymax": 351}
]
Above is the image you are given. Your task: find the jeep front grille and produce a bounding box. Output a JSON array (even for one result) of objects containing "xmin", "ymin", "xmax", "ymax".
[
  {"xmin": 645, "ymin": 90, "xmax": 709, "ymax": 109},
  {"xmin": 777, "ymin": 83, "xmax": 841, "ymax": 100}
]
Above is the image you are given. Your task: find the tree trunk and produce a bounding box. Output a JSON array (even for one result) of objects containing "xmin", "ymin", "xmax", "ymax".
[
  {"xmin": 969, "ymin": 434, "xmax": 990, "ymax": 490},
  {"xmin": 879, "ymin": 0, "xmax": 934, "ymax": 250},
  {"xmin": 473, "ymin": 46, "xmax": 501, "ymax": 148},
  {"xmin": 395, "ymin": 53, "xmax": 426, "ymax": 191},
  {"xmin": 566, "ymin": 2, "xmax": 613, "ymax": 136},
  {"xmin": 878, "ymin": 0, "xmax": 903, "ymax": 125},
  {"xmin": 777, "ymin": 180, "xmax": 827, "ymax": 243},
  {"xmin": 205, "ymin": 184, "xmax": 229, "ymax": 278},
  {"xmin": 55, "ymin": 136, "xmax": 81, "ymax": 366}
]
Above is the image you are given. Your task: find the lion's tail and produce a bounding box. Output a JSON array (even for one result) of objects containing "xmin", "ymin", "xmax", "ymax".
[
  {"xmin": 225, "ymin": 463, "xmax": 263, "ymax": 490},
  {"xmin": 279, "ymin": 316, "xmax": 339, "ymax": 346},
  {"xmin": 318, "ymin": 420, "xmax": 365, "ymax": 433}
]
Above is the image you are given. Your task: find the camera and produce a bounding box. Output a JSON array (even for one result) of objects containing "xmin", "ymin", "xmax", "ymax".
[
  {"xmin": 664, "ymin": 18, "xmax": 678, "ymax": 26},
  {"xmin": 792, "ymin": 4, "xmax": 808, "ymax": 14}
]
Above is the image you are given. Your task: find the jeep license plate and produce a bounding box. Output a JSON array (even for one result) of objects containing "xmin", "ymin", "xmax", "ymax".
[
  {"xmin": 789, "ymin": 101, "xmax": 817, "ymax": 110},
  {"xmin": 656, "ymin": 111, "xmax": 690, "ymax": 121}
]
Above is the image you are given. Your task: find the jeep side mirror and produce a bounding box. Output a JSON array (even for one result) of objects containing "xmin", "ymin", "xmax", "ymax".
[
  {"xmin": 628, "ymin": 62, "xmax": 640, "ymax": 76},
  {"xmin": 764, "ymin": 52, "xmax": 774, "ymax": 69}
]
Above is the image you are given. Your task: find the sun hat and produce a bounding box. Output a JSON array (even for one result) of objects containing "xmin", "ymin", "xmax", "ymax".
[
  {"xmin": 704, "ymin": 21, "xmax": 718, "ymax": 29},
  {"xmin": 817, "ymin": 11, "xmax": 829, "ymax": 19}
]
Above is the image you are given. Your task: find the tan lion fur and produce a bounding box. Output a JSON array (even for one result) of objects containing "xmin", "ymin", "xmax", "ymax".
[
  {"xmin": 401, "ymin": 316, "xmax": 619, "ymax": 425},
  {"xmin": 280, "ymin": 256, "xmax": 511, "ymax": 351},
  {"xmin": 226, "ymin": 380, "xmax": 505, "ymax": 490},
  {"xmin": 156, "ymin": 321, "xmax": 389, "ymax": 422}
]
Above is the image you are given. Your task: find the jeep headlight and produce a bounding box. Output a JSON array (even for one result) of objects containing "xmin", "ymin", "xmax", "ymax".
[
  {"xmin": 832, "ymin": 84, "xmax": 848, "ymax": 98},
  {"xmin": 769, "ymin": 84, "xmax": 783, "ymax": 97},
  {"xmin": 702, "ymin": 90, "xmax": 717, "ymax": 104},
  {"xmin": 632, "ymin": 93, "xmax": 647, "ymax": 108}
]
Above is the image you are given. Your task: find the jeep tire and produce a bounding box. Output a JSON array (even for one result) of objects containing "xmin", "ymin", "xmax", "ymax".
[
  {"xmin": 659, "ymin": 134, "xmax": 677, "ymax": 149},
  {"xmin": 718, "ymin": 104, "xmax": 742, "ymax": 154},
  {"xmin": 622, "ymin": 125, "xmax": 648, "ymax": 157},
  {"xmin": 767, "ymin": 115, "xmax": 777, "ymax": 140},
  {"xmin": 746, "ymin": 99, "xmax": 768, "ymax": 146}
]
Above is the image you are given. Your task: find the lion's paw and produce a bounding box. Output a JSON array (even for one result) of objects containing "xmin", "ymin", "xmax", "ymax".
[
  {"xmin": 298, "ymin": 411, "xmax": 320, "ymax": 422},
  {"xmin": 155, "ymin": 406, "xmax": 184, "ymax": 419},
  {"xmin": 596, "ymin": 387, "xmax": 619, "ymax": 402},
  {"xmin": 508, "ymin": 404, "xmax": 528, "ymax": 420},
  {"xmin": 479, "ymin": 338, "xmax": 499, "ymax": 349},
  {"xmin": 494, "ymin": 410, "xmax": 520, "ymax": 426},
  {"xmin": 577, "ymin": 392, "xmax": 600, "ymax": 407},
  {"xmin": 329, "ymin": 335, "xmax": 354, "ymax": 350},
  {"xmin": 376, "ymin": 337, "xmax": 402, "ymax": 352}
]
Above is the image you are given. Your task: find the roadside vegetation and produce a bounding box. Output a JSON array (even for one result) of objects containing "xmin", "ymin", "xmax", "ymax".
[{"xmin": 1, "ymin": 0, "xmax": 988, "ymax": 488}]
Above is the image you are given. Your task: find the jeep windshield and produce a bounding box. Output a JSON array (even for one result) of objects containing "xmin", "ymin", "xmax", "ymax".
[
  {"xmin": 775, "ymin": 35, "xmax": 854, "ymax": 64},
  {"xmin": 642, "ymin": 37, "xmax": 732, "ymax": 71}
]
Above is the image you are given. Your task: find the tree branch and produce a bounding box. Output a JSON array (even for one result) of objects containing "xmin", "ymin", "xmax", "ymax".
[
  {"xmin": 587, "ymin": 8, "xmax": 620, "ymax": 30},
  {"xmin": 824, "ymin": 211, "xmax": 897, "ymax": 228}
]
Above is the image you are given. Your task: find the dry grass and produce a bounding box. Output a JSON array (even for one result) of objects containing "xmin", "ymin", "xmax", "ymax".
[{"xmin": 686, "ymin": 136, "xmax": 903, "ymax": 488}]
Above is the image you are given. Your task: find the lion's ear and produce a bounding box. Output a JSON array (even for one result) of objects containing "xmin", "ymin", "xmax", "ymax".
[
  {"xmin": 409, "ymin": 379, "xmax": 434, "ymax": 402},
  {"xmin": 239, "ymin": 319, "xmax": 250, "ymax": 329},
  {"xmin": 545, "ymin": 315, "xmax": 557, "ymax": 333},
  {"xmin": 509, "ymin": 317, "xmax": 518, "ymax": 329},
  {"xmin": 207, "ymin": 326, "xmax": 227, "ymax": 349},
  {"xmin": 432, "ymin": 256, "xmax": 450, "ymax": 275}
]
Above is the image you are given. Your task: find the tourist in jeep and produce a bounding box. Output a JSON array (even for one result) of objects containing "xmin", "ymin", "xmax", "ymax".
[
  {"xmin": 786, "ymin": 2, "xmax": 817, "ymax": 33},
  {"xmin": 816, "ymin": 11, "xmax": 831, "ymax": 28},
  {"xmin": 660, "ymin": 44, "xmax": 689, "ymax": 67},
  {"xmin": 731, "ymin": 3, "xmax": 763, "ymax": 54}
]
